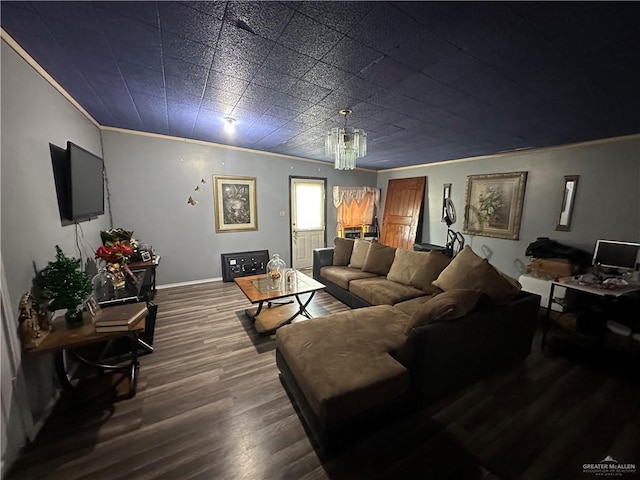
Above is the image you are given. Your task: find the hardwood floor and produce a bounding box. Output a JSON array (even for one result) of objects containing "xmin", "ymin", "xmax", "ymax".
[{"xmin": 6, "ymin": 280, "xmax": 640, "ymax": 480}]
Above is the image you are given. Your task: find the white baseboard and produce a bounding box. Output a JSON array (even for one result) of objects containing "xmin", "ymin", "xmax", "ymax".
[{"xmin": 157, "ymin": 277, "xmax": 222, "ymax": 290}]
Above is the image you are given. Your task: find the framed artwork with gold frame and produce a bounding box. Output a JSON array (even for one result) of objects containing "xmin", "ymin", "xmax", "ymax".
[
  {"xmin": 463, "ymin": 171, "xmax": 527, "ymax": 240},
  {"xmin": 213, "ymin": 175, "xmax": 258, "ymax": 233}
]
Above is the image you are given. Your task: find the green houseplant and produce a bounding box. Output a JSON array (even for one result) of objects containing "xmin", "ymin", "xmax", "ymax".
[{"xmin": 35, "ymin": 245, "xmax": 92, "ymax": 327}]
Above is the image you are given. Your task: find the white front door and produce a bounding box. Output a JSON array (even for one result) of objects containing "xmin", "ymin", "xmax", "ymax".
[{"xmin": 290, "ymin": 178, "xmax": 326, "ymax": 269}]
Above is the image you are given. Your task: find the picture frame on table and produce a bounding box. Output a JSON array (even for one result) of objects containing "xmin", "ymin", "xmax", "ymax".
[
  {"xmin": 85, "ymin": 294, "xmax": 101, "ymax": 319},
  {"xmin": 463, "ymin": 171, "xmax": 528, "ymax": 240},
  {"xmin": 213, "ymin": 175, "xmax": 258, "ymax": 233}
]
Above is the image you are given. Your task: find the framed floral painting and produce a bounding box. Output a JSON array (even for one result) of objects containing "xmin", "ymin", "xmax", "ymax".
[
  {"xmin": 463, "ymin": 171, "xmax": 527, "ymax": 240},
  {"xmin": 213, "ymin": 175, "xmax": 258, "ymax": 233}
]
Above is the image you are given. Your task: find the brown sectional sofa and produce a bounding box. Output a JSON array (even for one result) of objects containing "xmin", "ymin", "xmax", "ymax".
[{"xmin": 276, "ymin": 240, "xmax": 541, "ymax": 447}]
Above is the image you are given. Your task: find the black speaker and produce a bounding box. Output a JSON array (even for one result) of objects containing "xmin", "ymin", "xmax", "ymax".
[{"xmin": 221, "ymin": 250, "xmax": 269, "ymax": 282}]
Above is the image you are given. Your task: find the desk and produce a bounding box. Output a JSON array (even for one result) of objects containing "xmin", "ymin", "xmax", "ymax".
[
  {"xmin": 541, "ymin": 276, "xmax": 640, "ymax": 350},
  {"xmin": 27, "ymin": 306, "xmax": 146, "ymax": 402}
]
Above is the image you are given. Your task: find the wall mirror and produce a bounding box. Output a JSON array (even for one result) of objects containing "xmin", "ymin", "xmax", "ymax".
[
  {"xmin": 441, "ymin": 183, "xmax": 452, "ymax": 222},
  {"xmin": 556, "ymin": 175, "xmax": 579, "ymax": 231}
]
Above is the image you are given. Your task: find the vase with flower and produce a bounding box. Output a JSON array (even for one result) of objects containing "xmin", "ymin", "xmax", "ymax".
[
  {"xmin": 95, "ymin": 241, "xmax": 133, "ymax": 290},
  {"xmin": 266, "ymin": 253, "xmax": 286, "ymax": 290}
]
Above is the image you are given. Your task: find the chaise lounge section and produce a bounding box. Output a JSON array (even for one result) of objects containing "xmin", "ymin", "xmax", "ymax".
[{"xmin": 277, "ymin": 240, "xmax": 541, "ymax": 447}]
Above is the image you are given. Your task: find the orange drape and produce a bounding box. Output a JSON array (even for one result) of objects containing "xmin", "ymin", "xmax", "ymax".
[{"xmin": 337, "ymin": 192, "xmax": 375, "ymax": 227}]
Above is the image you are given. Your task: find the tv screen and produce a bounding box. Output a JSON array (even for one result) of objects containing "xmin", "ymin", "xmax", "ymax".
[
  {"xmin": 592, "ymin": 240, "xmax": 640, "ymax": 271},
  {"xmin": 67, "ymin": 141, "xmax": 104, "ymax": 221}
]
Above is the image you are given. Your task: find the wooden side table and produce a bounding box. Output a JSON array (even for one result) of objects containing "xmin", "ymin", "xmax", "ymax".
[{"xmin": 27, "ymin": 305, "xmax": 147, "ymax": 403}]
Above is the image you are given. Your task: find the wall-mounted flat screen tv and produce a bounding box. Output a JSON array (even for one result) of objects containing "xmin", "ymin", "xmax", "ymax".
[{"xmin": 67, "ymin": 141, "xmax": 104, "ymax": 221}]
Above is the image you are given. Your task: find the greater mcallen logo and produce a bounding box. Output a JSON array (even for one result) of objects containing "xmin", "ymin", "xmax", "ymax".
[{"xmin": 583, "ymin": 456, "xmax": 637, "ymax": 476}]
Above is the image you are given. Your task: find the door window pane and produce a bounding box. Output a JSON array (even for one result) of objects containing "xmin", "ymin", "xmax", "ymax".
[{"xmin": 295, "ymin": 183, "xmax": 323, "ymax": 229}]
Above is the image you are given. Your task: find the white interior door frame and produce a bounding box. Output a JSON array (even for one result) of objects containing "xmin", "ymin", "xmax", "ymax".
[{"xmin": 289, "ymin": 177, "xmax": 327, "ymax": 269}]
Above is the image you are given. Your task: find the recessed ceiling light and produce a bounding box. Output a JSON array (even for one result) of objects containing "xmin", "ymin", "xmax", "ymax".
[{"xmin": 224, "ymin": 117, "xmax": 236, "ymax": 134}]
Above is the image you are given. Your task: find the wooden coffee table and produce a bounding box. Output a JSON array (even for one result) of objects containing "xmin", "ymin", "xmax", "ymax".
[{"xmin": 234, "ymin": 270, "xmax": 325, "ymax": 334}]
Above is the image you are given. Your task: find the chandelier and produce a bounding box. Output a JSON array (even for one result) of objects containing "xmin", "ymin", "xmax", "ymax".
[{"xmin": 325, "ymin": 109, "xmax": 367, "ymax": 170}]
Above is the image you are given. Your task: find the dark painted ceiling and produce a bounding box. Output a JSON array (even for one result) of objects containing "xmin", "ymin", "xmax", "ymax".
[{"xmin": 2, "ymin": 1, "xmax": 639, "ymax": 170}]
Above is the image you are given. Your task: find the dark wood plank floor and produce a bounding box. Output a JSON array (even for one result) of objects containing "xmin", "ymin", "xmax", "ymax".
[{"xmin": 7, "ymin": 280, "xmax": 640, "ymax": 480}]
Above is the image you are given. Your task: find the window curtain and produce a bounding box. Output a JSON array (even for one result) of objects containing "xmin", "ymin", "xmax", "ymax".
[{"xmin": 333, "ymin": 186, "xmax": 380, "ymax": 228}]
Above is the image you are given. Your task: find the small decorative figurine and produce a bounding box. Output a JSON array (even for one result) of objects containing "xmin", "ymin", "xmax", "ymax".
[{"xmin": 18, "ymin": 291, "xmax": 49, "ymax": 348}]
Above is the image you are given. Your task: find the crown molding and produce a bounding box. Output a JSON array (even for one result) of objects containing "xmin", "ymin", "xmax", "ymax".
[
  {"xmin": 378, "ymin": 133, "xmax": 640, "ymax": 173},
  {"xmin": 100, "ymin": 126, "xmax": 377, "ymax": 172},
  {"xmin": 1, "ymin": 29, "xmax": 100, "ymax": 128}
]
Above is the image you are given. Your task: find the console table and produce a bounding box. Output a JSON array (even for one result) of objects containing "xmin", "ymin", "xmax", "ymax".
[
  {"xmin": 27, "ymin": 304, "xmax": 147, "ymax": 403},
  {"xmin": 127, "ymin": 255, "xmax": 160, "ymax": 299},
  {"xmin": 541, "ymin": 276, "xmax": 640, "ymax": 351}
]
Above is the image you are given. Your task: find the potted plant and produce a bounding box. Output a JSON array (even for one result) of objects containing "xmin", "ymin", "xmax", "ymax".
[{"xmin": 35, "ymin": 245, "xmax": 92, "ymax": 328}]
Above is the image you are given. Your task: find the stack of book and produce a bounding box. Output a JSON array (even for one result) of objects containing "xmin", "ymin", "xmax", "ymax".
[{"xmin": 93, "ymin": 302, "xmax": 148, "ymax": 333}]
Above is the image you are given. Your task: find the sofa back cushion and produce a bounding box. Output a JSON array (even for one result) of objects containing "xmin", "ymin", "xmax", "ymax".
[
  {"xmin": 348, "ymin": 239, "xmax": 372, "ymax": 269},
  {"xmin": 431, "ymin": 246, "xmax": 483, "ymax": 291},
  {"xmin": 386, "ymin": 249, "xmax": 426, "ymax": 285},
  {"xmin": 404, "ymin": 289, "xmax": 484, "ymax": 334},
  {"xmin": 361, "ymin": 242, "xmax": 397, "ymax": 276},
  {"xmin": 333, "ymin": 237, "xmax": 355, "ymax": 266},
  {"xmin": 408, "ymin": 251, "xmax": 451, "ymax": 293},
  {"xmin": 439, "ymin": 259, "xmax": 521, "ymax": 304},
  {"xmin": 387, "ymin": 249, "xmax": 450, "ymax": 293}
]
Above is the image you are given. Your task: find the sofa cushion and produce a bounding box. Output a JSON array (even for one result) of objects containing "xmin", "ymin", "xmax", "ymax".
[
  {"xmin": 362, "ymin": 242, "xmax": 397, "ymax": 276},
  {"xmin": 432, "ymin": 246, "xmax": 484, "ymax": 291},
  {"xmin": 333, "ymin": 237, "xmax": 354, "ymax": 266},
  {"xmin": 387, "ymin": 248, "xmax": 450, "ymax": 288},
  {"xmin": 320, "ymin": 266, "xmax": 378, "ymax": 290},
  {"xmin": 348, "ymin": 239, "xmax": 371, "ymax": 269},
  {"xmin": 405, "ymin": 289, "xmax": 485, "ymax": 334},
  {"xmin": 393, "ymin": 294, "xmax": 439, "ymax": 317},
  {"xmin": 437, "ymin": 259, "xmax": 521, "ymax": 304},
  {"xmin": 349, "ymin": 277, "xmax": 427, "ymax": 306},
  {"xmin": 408, "ymin": 251, "xmax": 451, "ymax": 293},
  {"xmin": 276, "ymin": 305, "xmax": 411, "ymax": 422}
]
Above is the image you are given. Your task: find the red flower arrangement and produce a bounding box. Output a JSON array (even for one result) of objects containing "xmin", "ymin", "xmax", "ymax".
[{"xmin": 95, "ymin": 241, "xmax": 133, "ymax": 264}]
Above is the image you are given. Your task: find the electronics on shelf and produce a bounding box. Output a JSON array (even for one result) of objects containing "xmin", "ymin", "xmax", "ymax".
[{"xmin": 592, "ymin": 239, "xmax": 640, "ymax": 279}]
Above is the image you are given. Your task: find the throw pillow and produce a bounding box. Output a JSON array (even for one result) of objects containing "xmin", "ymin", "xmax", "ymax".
[
  {"xmin": 409, "ymin": 250, "xmax": 452, "ymax": 293},
  {"xmin": 432, "ymin": 246, "xmax": 484, "ymax": 291},
  {"xmin": 348, "ymin": 239, "xmax": 372, "ymax": 269},
  {"xmin": 333, "ymin": 237, "xmax": 355, "ymax": 266},
  {"xmin": 387, "ymin": 249, "xmax": 429, "ymax": 285},
  {"xmin": 361, "ymin": 242, "xmax": 397, "ymax": 276},
  {"xmin": 405, "ymin": 289, "xmax": 484, "ymax": 334},
  {"xmin": 439, "ymin": 259, "xmax": 521, "ymax": 304}
]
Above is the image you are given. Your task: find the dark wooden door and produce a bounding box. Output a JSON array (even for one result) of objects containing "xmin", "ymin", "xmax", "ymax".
[{"xmin": 380, "ymin": 177, "xmax": 426, "ymax": 249}]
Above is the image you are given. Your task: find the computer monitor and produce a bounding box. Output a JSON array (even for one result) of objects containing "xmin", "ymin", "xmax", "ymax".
[{"xmin": 592, "ymin": 240, "xmax": 640, "ymax": 274}]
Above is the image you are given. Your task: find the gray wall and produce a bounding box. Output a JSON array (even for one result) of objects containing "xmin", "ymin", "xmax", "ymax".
[
  {"xmin": 377, "ymin": 137, "xmax": 640, "ymax": 278},
  {"xmin": 101, "ymin": 130, "xmax": 377, "ymax": 285},
  {"xmin": 1, "ymin": 40, "xmax": 110, "ymax": 470},
  {"xmin": 3, "ymin": 30, "xmax": 639, "ymax": 476}
]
